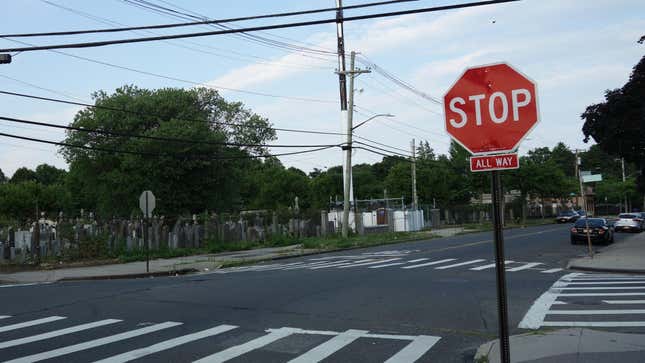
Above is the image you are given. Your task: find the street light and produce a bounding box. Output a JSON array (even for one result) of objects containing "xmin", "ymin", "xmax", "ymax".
[{"xmin": 352, "ymin": 113, "xmax": 394, "ymax": 130}]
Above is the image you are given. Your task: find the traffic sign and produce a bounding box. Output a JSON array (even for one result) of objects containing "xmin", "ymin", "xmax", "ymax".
[
  {"xmin": 139, "ymin": 190, "xmax": 156, "ymax": 218},
  {"xmin": 444, "ymin": 62, "xmax": 539, "ymax": 155},
  {"xmin": 470, "ymin": 153, "xmax": 519, "ymax": 172}
]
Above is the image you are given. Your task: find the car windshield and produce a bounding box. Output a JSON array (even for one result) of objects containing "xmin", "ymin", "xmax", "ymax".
[
  {"xmin": 574, "ymin": 219, "xmax": 605, "ymax": 227},
  {"xmin": 619, "ymin": 214, "xmax": 638, "ymax": 219}
]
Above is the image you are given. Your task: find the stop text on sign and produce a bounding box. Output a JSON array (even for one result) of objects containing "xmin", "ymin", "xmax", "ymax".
[
  {"xmin": 470, "ymin": 153, "xmax": 519, "ymax": 172},
  {"xmin": 443, "ymin": 62, "xmax": 539, "ymax": 155},
  {"xmin": 448, "ymin": 89, "xmax": 532, "ymax": 128}
]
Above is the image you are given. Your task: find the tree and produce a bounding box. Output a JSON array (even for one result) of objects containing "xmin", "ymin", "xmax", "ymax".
[
  {"xmin": 550, "ymin": 143, "xmax": 576, "ymax": 177},
  {"xmin": 0, "ymin": 168, "xmax": 5, "ymax": 183},
  {"xmin": 60, "ymin": 85, "xmax": 276, "ymax": 216},
  {"xmin": 582, "ymin": 55, "xmax": 645, "ymax": 193},
  {"xmin": 10, "ymin": 167, "xmax": 37, "ymax": 184},
  {"xmin": 35, "ymin": 164, "xmax": 67, "ymax": 185},
  {"xmin": 417, "ymin": 140, "xmax": 436, "ymax": 161}
]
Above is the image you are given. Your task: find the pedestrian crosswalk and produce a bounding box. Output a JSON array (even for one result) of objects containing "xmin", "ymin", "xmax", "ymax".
[
  {"xmin": 0, "ymin": 314, "xmax": 440, "ymax": 362},
  {"xmin": 519, "ymin": 272, "xmax": 645, "ymax": 329},
  {"xmin": 213, "ymin": 253, "xmax": 564, "ymax": 276}
]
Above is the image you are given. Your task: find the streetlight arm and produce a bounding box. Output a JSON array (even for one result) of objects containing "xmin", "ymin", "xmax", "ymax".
[{"xmin": 351, "ymin": 113, "xmax": 394, "ymax": 130}]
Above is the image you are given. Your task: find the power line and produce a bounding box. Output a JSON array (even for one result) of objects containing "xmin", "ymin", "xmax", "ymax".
[
  {"xmin": 353, "ymin": 134, "xmax": 410, "ymax": 154},
  {"xmin": 0, "ymin": 1, "xmax": 521, "ymax": 53},
  {"xmin": 354, "ymin": 146, "xmax": 412, "ymax": 162},
  {"xmin": 0, "ymin": 37, "xmax": 337, "ymax": 104},
  {"xmin": 0, "ymin": 130, "xmax": 341, "ymax": 159},
  {"xmin": 0, "ymin": 89, "xmax": 347, "ymax": 136},
  {"xmin": 3, "ymin": 0, "xmax": 420, "ymax": 38},
  {"xmin": 353, "ymin": 140, "xmax": 411, "ymax": 158},
  {"xmin": 0, "ymin": 115, "xmax": 339, "ymax": 148}
]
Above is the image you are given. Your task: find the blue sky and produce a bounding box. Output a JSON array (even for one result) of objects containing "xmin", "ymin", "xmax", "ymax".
[{"xmin": 0, "ymin": 0, "xmax": 643, "ymax": 176}]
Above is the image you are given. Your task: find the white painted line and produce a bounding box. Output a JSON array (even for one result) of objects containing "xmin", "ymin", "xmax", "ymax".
[
  {"xmin": 94, "ymin": 324, "xmax": 238, "ymax": 363},
  {"xmin": 555, "ymin": 286, "xmax": 645, "ymax": 290},
  {"xmin": 5, "ymin": 321, "xmax": 182, "ymax": 363},
  {"xmin": 194, "ymin": 327, "xmax": 296, "ymax": 363},
  {"xmin": 552, "ymin": 301, "xmax": 567, "ymax": 305},
  {"xmin": 518, "ymin": 273, "xmax": 576, "ymax": 329},
  {"xmin": 566, "ymin": 277, "xmax": 645, "ymax": 281},
  {"xmin": 309, "ymin": 260, "xmax": 355, "ymax": 269},
  {"xmin": 401, "ymin": 259, "xmax": 456, "ymax": 270},
  {"xmin": 384, "ymin": 335, "xmax": 441, "ymax": 363},
  {"xmin": 541, "ymin": 268, "xmax": 564, "ymax": 274},
  {"xmin": 435, "ymin": 259, "xmax": 486, "ymax": 270},
  {"xmin": 0, "ymin": 319, "xmax": 122, "ymax": 349},
  {"xmin": 547, "ymin": 309, "xmax": 645, "ymax": 315},
  {"xmin": 364, "ymin": 333, "xmax": 417, "ymax": 341},
  {"xmin": 558, "ymin": 293, "xmax": 645, "ymax": 297},
  {"xmin": 0, "ymin": 315, "xmax": 11, "ymax": 319},
  {"xmin": 282, "ymin": 261, "xmax": 336, "ymax": 270},
  {"xmin": 287, "ymin": 329, "xmax": 367, "ymax": 363},
  {"xmin": 407, "ymin": 258, "xmax": 430, "ymax": 263},
  {"xmin": 0, "ymin": 316, "xmax": 66, "ymax": 333},
  {"xmin": 368, "ymin": 262, "xmax": 408, "ymax": 269},
  {"xmin": 568, "ymin": 281, "xmax": 645, "ymax": 285},
  {"xmin": 337, "ymin": 258, "xmax": 402, "ymax": 269},
  {"xmin": 258, "ymin": 263, "xmax": 307, "ymax": 271},
  {"xmin": 469, "ymin": 261, "xmax": 513, "ymax": 271},
  {"xmin": 0, "ymin": 282, "xmax": 53, "ymax": 288},
  {"xmin": 603, "ymin": 300, "xmax": 645, "ymax": 304},
  {"xmin": 506, "ymin": 262, "xmax": 543, "ymax": 272},
  {"xmin": 541, "ymin": 321, "xmax": 645, "ymax": 327}
]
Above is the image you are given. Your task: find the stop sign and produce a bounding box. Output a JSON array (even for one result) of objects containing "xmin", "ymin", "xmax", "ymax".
[{"xmin": 443, "ymin": 62, "xmax": 539, "ymax": 155}]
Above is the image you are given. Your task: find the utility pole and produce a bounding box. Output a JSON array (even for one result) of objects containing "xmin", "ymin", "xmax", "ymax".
[
  {"xmin": 335, "ymin": 0, "xmax": 347, "ymax": 111},
  {"xmin": 341, "ymin": 51, "xmax": 370, "ymax": 238},
  {"xmin": 411, "ymin": 139, "xmax": 418, "ymax": 210},
  {"xmin": 0, "ymin": 54, "xmax": 11, "ymax": 64},
  {"xmin": 621, "ymin": 157, "xmax": 628, "ymax": 213},
  {"xmin": 575, "ymin": 149, "xmax": 593, "ymax": 257}
]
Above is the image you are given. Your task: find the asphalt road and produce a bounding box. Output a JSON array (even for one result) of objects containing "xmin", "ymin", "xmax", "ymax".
[{"xmin": 0, "ymin": 223, "xmax": 636, "ymax": 362}]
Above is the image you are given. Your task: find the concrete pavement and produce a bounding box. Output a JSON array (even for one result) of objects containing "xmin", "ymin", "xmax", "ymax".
[{"xmin": 568, "ymin": 231, "xmax": 645, "ymax": 273}]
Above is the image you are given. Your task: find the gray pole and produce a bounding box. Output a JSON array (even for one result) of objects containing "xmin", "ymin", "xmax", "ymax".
[
  {"xmin": 342, "ymin": 51, "xmax": 356, "ymax": 238},
  {"xmin": 621, "ymin": 157, "xmax": 627, "ymax": 213},
  {"xmin": 491, "ymin": 171, "xmax": 510, "ymax": 363},
  {"xmin": 411, "ymin": 139, "xmax": 418, "ymax": 210},
  {"xmin": 576, "ymin": 150, "xmax": 593, "ymax": 257},
  {"xmin": 335, "ymin": 0, "xmax": 348, "ymax": 110},
  {"xmin": 145, "ymin": 193, "xmax": 150, "ymax": 273}
]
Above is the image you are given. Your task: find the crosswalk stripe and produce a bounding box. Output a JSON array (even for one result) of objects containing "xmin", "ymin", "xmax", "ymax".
[
  {"xmin": 282, "ymin": 261, "xmax": 335, "ymax": 270},
  {"xmin": 435, "ymin": 259, "xmax": 486, "ymax": 270},
  {"xmin": 287, "ymin": 329, "xmax": 367, "ymax": 363},
  {"xmin": 568, "ymin": 281, "xmax": 645, "ymax": 285},
  {"xmin": 384, "ymin": 335, "xmax": 441, "ymax": 363},
  {"xmin": 259, "ymin": 262, "xmax": 306, "ymax": 270},
  {"xmin": 194, "ymin": 327, "xmax": 296, "ymax": 363},
  {"xmin": 0, "ymin": 282, "xmax": 53, "ymax": 288},
  {"xmin": 602, "ymin": 300, "xmax": 645, "ymax": 304},
  {"xmin": 556, "ymin": 286, "xmax": 645, "ymax": 290},
  {"xmin": 0, "ymin": 319, "xmax": 122, "ymax": 349},
  {"xmin": 541, "ymin": 268, "xmax": 564, "ymax": 274},
  {"xmin": 368, "ymin": 262, "xmax": 408, "ymax": 269},
  {"xmin": 506, "ymin": 262, "xmax": 543, "ymax": 272},
  {"xmin": 337, "ymin": 258, "xmax": 402, "ymax": 269},
  {"xmin": 469, "ymin": 261, "xmax": 513, "ymax": 271},
  {"xmin": 0, "ymin": 315, "xmax": 11, "ymax": 320},
  {"xmin": 309, "ymin": 260, "xmax": 355, "ymax": 269},
  {"xmin": 407, "ymin": 258, "xmax": 429, "ymax": 263},
  {"xmin": 558, "ymin": 293, "xmax": 645, "ymax": 296},
  {"xmin": 93, "ymin": 324, "xmax": 238, "ymax": 363},
  {"xmin": 547, "ymin": 309, "xmax": 645, "ymax": 315},
  {"xmin": 541, "ymin": 321, "xmax": 645, "ymax": 327},
  {"xmin": 566, "ymin": 277, "xmax": 645, "ymax": 281},
  {"xmin": 0, "ymin": 316, "xmax": 66, "ymax": 333},
  {"xmin": 4, "ymin": 321, "xmax": 182, "ymax": 363},
  {"xmin": 401, "ymin": 259, "xmax": 456, "ymax": 270}
]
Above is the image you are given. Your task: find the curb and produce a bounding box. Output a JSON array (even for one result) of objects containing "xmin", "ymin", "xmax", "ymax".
[
  {"xmin": 567, "ymin": 264, "xmax": 645, "ymax": 275},
  {"xmin": 59, "ymin": 268, "xmax": 199, "ymax": 281}
]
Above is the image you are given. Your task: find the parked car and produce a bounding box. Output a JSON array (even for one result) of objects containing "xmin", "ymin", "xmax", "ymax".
[
  {"xmin": 570, "ymin": 218, "xmax": 614, "ymax": 245},
  {"xmin": 613, "ymin": 213, "xmax": 644, "ymax": 232},
  {"xmin": 556, "ymin": 210, "xmax": 580, "ymax": 223}
]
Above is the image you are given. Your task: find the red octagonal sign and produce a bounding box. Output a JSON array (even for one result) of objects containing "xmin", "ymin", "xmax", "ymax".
[{"xmin": 444, "ymin": 62, "xmax": 539, "ymax": 155}]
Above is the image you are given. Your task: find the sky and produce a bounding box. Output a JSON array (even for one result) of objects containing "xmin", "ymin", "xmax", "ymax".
[{"xmin": 0, "ymin": 0, "xmax": 643, "ymax": 177}]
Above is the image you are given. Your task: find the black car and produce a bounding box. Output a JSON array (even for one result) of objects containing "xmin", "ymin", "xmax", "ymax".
[
  {"xmin": 570, "ymin": 218, "xmax": 614, "ymax": 245},
  {"xmin": 556, "ymin": 210, "xmax": 580, "ymax": 223}
]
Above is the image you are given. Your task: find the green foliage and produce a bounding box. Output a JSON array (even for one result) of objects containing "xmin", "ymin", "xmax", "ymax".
[
  {"xmin": 10, "ymin": 167, "xmax": 37, "ymax": 184},
  {"xmin": 0, "ymin": 181, "xmax": 71, "ymax": 220}
]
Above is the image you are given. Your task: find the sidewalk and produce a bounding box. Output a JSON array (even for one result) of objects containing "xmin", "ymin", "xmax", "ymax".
[
  {"xmin": 475, "ymin": 328, "xmax": 645, "ymax": 362},
  {"xmin": 568, "ymin": 231, "xmax": 645, "ymax": 273},
  {"xmin": 0, "ymin": 245, "xmax": 314, "ymax": 284}
]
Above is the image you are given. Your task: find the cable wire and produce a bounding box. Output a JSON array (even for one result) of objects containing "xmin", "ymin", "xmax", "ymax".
[{"xmin": 0, "ymin": 1, "xmax": 521, "ymax": 53}]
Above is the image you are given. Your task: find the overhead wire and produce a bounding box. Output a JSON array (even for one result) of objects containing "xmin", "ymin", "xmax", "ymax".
[
  {"xmin": 0, "ymin": 89, "xmax": 347, "ymax": 136},
  {"xmin": 0, "ymin": 1, "xmax": 522, "ymax": 53}
]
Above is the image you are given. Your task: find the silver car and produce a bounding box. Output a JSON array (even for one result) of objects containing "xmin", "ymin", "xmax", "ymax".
[{"xmin": 613, "ymin": 213, "xmax": 644, "ymax": 232}]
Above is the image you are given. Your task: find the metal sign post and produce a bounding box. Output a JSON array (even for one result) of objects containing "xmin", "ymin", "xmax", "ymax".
[
  {"xmin": 139, "ymin": 190, "xmax": 156, "ymax": 273},
  {"xmin": 491, "ymin": 170, "xmax": 510, "ymax": 362}
]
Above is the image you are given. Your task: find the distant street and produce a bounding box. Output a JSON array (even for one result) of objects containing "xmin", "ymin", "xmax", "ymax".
[{"xmin": 1, "ymin": 224, "xmax": 642, "ymax": 362}]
